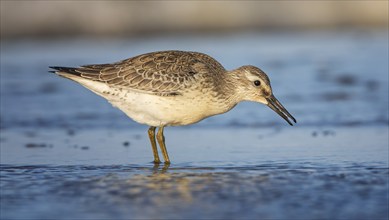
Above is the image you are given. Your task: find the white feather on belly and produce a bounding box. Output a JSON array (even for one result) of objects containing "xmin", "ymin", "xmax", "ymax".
[{"xmin": 68, "ymin": 76, "xmax": 225, "ymax": 127}]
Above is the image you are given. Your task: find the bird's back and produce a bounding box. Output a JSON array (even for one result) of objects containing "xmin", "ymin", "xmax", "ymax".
[{"xmin": 51, "ymin": 50, "xmax": 226, "ymax": 97}]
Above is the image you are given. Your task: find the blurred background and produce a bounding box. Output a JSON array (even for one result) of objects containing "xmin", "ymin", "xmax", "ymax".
[
  {"xmin": 1, "ymin": 1, "xmax": 388, "ymax": 38},
  {"xmin": 1, "ymin": 1, "xmax": 388, "ymax": 219}
]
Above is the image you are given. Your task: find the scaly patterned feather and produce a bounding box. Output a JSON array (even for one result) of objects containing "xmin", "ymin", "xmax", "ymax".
[{"xmin": 70, "ymin": 50, "xmax": 225, "ymax": 96}]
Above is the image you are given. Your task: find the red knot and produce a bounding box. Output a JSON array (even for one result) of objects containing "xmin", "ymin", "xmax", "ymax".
[{"xmin": 50, "ymin": 50, "xmax": 296, "ymax": 164}]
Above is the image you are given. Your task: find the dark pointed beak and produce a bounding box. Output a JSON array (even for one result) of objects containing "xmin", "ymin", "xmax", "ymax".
[{"xmin": 266, "ymin": 95, "xmax": 297, "ymax": 126}]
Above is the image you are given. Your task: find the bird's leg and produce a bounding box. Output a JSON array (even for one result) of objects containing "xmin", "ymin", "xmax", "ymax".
[
  {"xmin": 156, "ymin": 126, "xmax": 170, "ymax": 164},
  {"xmin": 148, "ymin": 126, "xmax": 161, "ymax": 164}
]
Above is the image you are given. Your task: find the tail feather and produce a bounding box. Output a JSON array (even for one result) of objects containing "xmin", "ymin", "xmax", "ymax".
[{"xmin": 49, "ymin": 66, "xmax": 81, "ymax": 76}]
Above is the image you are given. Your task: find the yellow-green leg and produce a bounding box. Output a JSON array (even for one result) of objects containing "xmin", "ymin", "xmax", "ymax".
[
  {"xmin": 148, "ymin": 126, "xmax": 161, "ymax": 164},
  {"xmin": 156, "ymin": 126, "xmax": 170, "ymax": 164}
]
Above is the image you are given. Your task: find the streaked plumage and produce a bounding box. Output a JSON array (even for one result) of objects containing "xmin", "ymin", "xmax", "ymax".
[{"xmin": 50, "ymin": 50, "xmax": 296, "ymax": 164}]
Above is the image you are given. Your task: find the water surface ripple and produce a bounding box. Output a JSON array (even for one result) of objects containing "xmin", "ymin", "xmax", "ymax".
[{"xmin": 1, "ymin": 163, "xmax": 388, "ymax": 219}]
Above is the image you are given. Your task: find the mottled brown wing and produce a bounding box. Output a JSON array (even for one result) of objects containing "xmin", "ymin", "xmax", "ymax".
[
  {"xmin": 189, "ymin": 52, "xmax": 226, "ymax": 74},
  {"xmin": 74, "ymin": 51, "xmax": 210, "ymax": 96}
]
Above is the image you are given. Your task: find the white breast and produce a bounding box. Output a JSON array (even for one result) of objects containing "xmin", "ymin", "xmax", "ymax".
[{"xmin": 111, "ymin": 90, "xmax": 220, "ymax": 127}]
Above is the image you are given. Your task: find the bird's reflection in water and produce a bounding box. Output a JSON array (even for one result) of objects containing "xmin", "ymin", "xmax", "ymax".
[
  {"xmin": 124, "ymin": 163, "xmax": 195, "ymax": 203},
  {"xmin": 152, "ymin": 163, "xmax": 170, "ymax": 174}
]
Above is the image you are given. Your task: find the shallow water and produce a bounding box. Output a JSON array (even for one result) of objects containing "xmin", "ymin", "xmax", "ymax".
[
  {"xmin": 1, "ymin": 163, "xmax": 387, "ymax": 219},
  {"xmin": 1, "ymin": 30, "xmax": 388, "ymax": 219},
  {"xmin": 1, "ymin": 127, "xmax": 388, "ymax": 219}
]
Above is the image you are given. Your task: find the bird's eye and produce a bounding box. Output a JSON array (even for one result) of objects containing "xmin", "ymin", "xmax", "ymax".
[{"xmin": 254, "ymin": 80, "xmax": 261, "ymax": 86}]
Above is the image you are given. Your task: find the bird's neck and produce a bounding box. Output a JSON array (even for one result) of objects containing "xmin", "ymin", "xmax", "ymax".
[{"xmin": 221, "ymin": 69, "xmax": 245, "ymax": 106}]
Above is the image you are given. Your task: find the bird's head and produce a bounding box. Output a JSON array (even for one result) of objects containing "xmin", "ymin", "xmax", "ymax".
[{"xmin": 232, "ymin": 65, "xmax": 296, "ymax": 126}]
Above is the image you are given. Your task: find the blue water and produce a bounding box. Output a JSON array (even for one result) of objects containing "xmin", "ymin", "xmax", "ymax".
[
  {"xmin": 1, "ymin": 30, "xmax": 388, "ymax": 219},
  {"xmin": 1, "ymin": 162, "xmax": 387, "ymax": 219}
]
